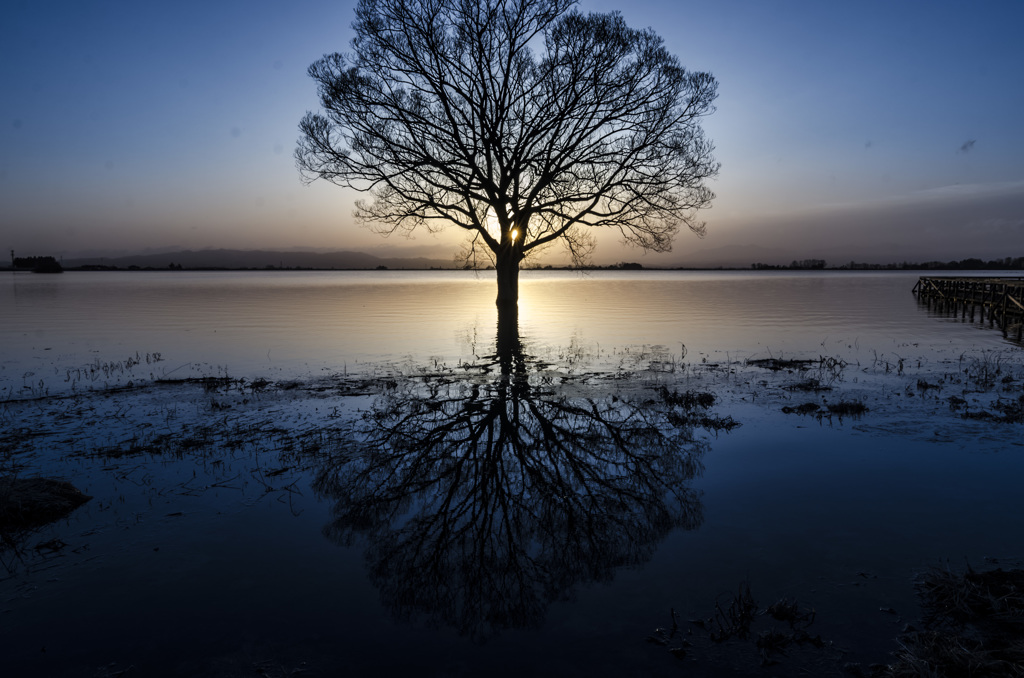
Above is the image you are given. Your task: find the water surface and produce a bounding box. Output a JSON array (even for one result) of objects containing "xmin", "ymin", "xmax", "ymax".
[
  {"xmin": 3, "ymin": 270, "xmax": 1016, "ymax": 387},
  {"xmin": 2, "ymin": 270, "xmax": 1023, "ymax": 677}
]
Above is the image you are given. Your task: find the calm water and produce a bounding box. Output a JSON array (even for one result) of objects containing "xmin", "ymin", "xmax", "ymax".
[
  {"xmin": 2, "ymin": 270, "xmax": 1023, "ymax": 677},
  {"xmin": 2, "ymin": 269, "xmax": 1018, "ymax": 387}
]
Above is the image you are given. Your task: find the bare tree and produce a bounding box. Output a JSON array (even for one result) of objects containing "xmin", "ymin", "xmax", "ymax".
[{"xmin": 297, "ymin": 0, "xmax": 718, "ymax": 306}]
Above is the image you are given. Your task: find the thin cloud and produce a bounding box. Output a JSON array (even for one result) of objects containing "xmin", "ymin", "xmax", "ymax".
[
  {"xmin": 794, "ymin": 180, "xmax": 1024, "ymax": 215},
  {"xmin": 958, "ymin": 139, "xmax": 976, "ymax": 154},
  {"xmin": 910, "ymin": 180, "xmax": 1024, "ymax": 200}
]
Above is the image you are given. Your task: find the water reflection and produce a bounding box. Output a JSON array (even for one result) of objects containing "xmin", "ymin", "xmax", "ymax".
[{"xmin": 312, "ymin": 309, "xmax": 727, "ymax": 639}]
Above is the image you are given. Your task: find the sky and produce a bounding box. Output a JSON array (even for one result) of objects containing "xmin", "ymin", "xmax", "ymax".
[{"xmin": 2, "ymin": 0, "xmax": 1023, "ymax": 267}]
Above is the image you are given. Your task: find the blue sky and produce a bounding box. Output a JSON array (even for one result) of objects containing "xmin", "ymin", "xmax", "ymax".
[{"xmin": 2, "ymin": 0, "xmax": 1022, "ymax": 265}]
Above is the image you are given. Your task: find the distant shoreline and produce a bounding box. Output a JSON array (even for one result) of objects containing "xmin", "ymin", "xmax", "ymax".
[
  {"xmin": 4, "ymin": 264, "xmax": 1024, "ymax": 274},
  {"xmin": 5, "ymin": 249, "xmax": 1023, "ymax": 273}
]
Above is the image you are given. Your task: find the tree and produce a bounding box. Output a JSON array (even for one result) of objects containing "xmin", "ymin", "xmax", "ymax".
[{"xmin": 297, "ymin": 0, "xmax": 719, "ymax": 306}]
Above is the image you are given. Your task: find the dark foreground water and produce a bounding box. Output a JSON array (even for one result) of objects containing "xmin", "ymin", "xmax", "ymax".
[{"xmin": 2, "ymin": 270, "xmax": 1023, "ymax": 677}]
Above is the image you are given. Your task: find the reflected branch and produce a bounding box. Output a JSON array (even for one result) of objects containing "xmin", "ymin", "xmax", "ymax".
[{"xmin": 312, "ymin": 308, "xmax": 732, "ymax": 639}]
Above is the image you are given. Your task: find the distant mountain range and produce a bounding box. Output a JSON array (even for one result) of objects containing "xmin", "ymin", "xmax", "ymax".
[{"xmin": 63, "ymin": 248, "xmax": 457, "ymax": 270}]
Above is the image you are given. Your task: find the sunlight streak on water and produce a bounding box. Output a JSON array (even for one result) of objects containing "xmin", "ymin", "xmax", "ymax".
[{"xmin": 2, "ymin": 269, "xmax": 1019, "ymax": 391}]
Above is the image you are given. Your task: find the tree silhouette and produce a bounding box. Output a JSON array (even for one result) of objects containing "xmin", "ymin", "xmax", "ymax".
[
  {"xmin": 311, "ymin": 316, "xmax": 734, "ymax": 639},
  {"xmin": 297, "ymin": 0, "xmax": 719, "ymax": 306}
]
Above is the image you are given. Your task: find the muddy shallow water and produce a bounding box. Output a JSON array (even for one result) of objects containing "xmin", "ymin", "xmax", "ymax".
[{"xmin": 2, "ymin": 270, "xmax": 1023, "ymax": 676}]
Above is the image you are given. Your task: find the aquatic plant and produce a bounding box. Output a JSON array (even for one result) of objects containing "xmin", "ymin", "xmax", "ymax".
[
  {"xmin": 781, "ymin": 402, "xmax": 821, "ymax": 415},
  {"xmin": 0, "ymin": 476, "xmax": 91, "ymax": 534},
  {"xmin": 650, "ymin": 581, "xmax": 829, "ymax": 670},
  {"xmin": 962, "ymin": 394, "xmax": 1024, "ymax": 424},
  {"xmin": 826, "ymin": 400, "xmax": 869, "ymax": 417},
  {"xmin": 885, "ymin": 564, "xmax": 1024, "ymax": 677}
]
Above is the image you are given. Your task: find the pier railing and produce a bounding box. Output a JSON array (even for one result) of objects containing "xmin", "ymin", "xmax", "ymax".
[{"xmin": 913, "ymin": 276, "xmax": 1024, "ymax": 343}]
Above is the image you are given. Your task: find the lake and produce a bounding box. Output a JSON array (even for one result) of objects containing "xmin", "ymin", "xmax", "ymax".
[
  {"xmin": 4, "ymin": 270, "xmax": 1018, "ymax": 382},
  {"xmin": 2, "ymin": 270, "xmax": 1023, "ymax": 677}
]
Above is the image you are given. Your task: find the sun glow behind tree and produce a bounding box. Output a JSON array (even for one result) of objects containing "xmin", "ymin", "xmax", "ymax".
[{"xmin": 296, "ymin": 0, "xmax": 719, "ymax": 305}]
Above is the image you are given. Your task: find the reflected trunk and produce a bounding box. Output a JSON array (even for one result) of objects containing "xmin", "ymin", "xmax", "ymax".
[{"xmin": 496, "ymin": 303, "xmax": 521, "ymax": 377}]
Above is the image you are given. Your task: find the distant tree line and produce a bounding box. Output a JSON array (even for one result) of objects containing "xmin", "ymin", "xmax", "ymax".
[
  {"xmin": 838, "ymin": 257, "xmax": 1024, "ymax": 271},
  {"xmin": 567, "ymin": 262, "xmax": 646, "ymax": 270},
  {"xmin": 13, "ymin": 256, "xmax": 63, "ymax": 272},
  {"xmin": 751, "ymin": 257, "xmax": 1024, "ymax": 271},
  {"xmin": 521, "ymin": 262, "xmax": 645, "ymax": 271},
  {"xmin": 751, "ymin": 259, "xmax": 826, "ymax": 270},
  {"xmin": 13, "ymin": 256, "xmax": 57, "ymax": 268}
]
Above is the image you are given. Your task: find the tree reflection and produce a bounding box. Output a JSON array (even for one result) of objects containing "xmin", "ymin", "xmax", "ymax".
[{"xmin": 313, "ymin": 309, "xmax": 732, "ymax": 640}]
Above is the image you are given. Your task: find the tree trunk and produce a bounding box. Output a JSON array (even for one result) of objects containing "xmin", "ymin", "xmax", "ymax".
[{"xmin": 495, "ymin": 249, "xmax": 520, "ymax": 308}]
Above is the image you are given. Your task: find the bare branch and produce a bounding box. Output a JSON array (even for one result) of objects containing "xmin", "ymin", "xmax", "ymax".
[{"xmin": 297, "ymin": 0, "xmax": 718, "ymax": 299}]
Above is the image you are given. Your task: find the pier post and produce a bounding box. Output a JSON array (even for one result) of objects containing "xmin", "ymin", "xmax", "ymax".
[{"xmin": 914, "ymin": 276, "xmax": 1024, "ymax": 345}]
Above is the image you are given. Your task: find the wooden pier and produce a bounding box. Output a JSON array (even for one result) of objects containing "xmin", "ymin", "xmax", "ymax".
[{"xmin": 913, "ymin": 276, "xmax": 1024, "ymax": 342}]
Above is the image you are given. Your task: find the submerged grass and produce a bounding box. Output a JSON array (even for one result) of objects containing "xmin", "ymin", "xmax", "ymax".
[
  {"xmin": 0, "ymin": 476, "xmax": 91, "ymax": 533},
  {"xmin": 962, "ymin": 394, "xmax": 1024, "ymax": 424},
  {"xmin": 783, "ymin": 377, "xmax": 833, "ymax": 392},
  {"xmin": 885, "ymin": 564, "xmax": 1024, "ymax": 677},
  {"xmin": 782, "ymin": 402, "xmax": 822, "ymax": 415},
  {"xmin": 658, "ymin": 386, "xmax": 741, "ymax": 432},
  {"xmin": 747, "ymin": 357, "xmax": 818, "ymax": 371},
  {"xmin": 650, "ymin": 581, "xmax": 832, "ymax": 672},
  {"xmin": 780, "ymin": 400, "xmax": 868, "ymax": 419},
  {"xmin": 827, "ymin": 400, "xmax": 869, "ymax": 417},
  {"xmin": 654, "ymin": 567, "xmax": 1024, "ymax": 677}
]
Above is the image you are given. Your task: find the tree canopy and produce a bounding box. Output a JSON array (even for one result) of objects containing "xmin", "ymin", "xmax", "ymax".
[{"xmin": 297, "ymin": 0, "xmax": 719, "ymax": 303}]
